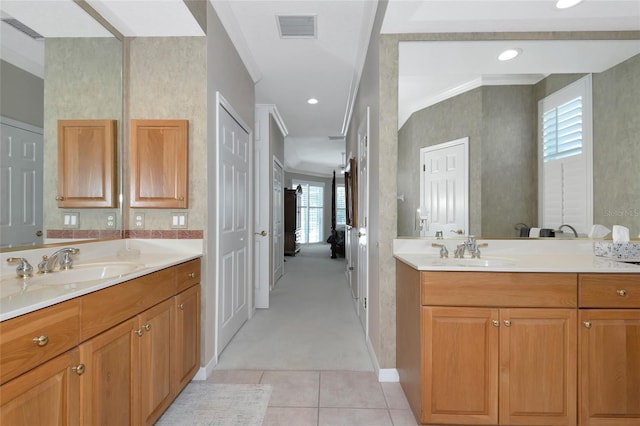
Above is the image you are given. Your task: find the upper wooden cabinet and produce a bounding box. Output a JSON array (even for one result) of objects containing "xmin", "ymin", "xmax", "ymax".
[
  {"xmin": 130, "ymin": 119, "xmax": 188, "ymax": 209},
  {"xmin": 57, "ymin": 119, "xmax": 117, "ymax": 208}
]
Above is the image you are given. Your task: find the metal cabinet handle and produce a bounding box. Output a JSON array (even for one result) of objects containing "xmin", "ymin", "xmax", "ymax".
[
  {"xmin": 503, "ymin": 320, "xmax": 512, "ymax": 327},
  {"xmin": 583, "ymin": 321, "xmax": 592, "ymax": 329},
  {"xmin": 179, "ymin": 303, "xmax": 185, "ymax": 310},
  {"xmin": 72, "ymin": 364, "xmax": 86, "ymax": 375},
  {"xmin": 32, "ymin": 335, "xmax": 49, "ymax": 347},
  {"xmin": 617, "ymin": 289, "xmax": 627, "ymax": 297},
  {"xmin": 144, "ymin": 323, "xmax": 151, "ymax": 331},
  {"xmin": 135, "ymin": 328, "xmax": 144, "ymax": 337},
  {"xmin": 492, "ymin": 320, "xmax": 500, "ymax": 327},
  {"xmin": 56, "ymin": 196, "xmax": 65, "ymax": 201},
  {"xmin": 188, "ymin": 272, "xmax": 196, "ymax": 278}
]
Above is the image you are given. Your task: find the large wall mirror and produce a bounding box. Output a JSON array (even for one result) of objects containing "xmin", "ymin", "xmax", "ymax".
[
  {"xmin": 1, "ymin": 1, "xmax": 123, "ymax": 249},
  {"xmin": 397, "ymin": 38, "xmax": 640, "ymax": 239}
]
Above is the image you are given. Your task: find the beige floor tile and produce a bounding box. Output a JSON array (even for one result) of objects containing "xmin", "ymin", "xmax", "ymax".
[
  {"xmin": 389, "ymin": 409, "xmax": 419, "ymax": 426},
  {"xmin": 381, "ymin": 382, "xmax": 411, "ymax": 410},
  {"xmin": 319, "ymin": 371, "xmax": 387, "ymax": 409},
  {"xmin": 206, "ymin": 369, "xmax": 263, "ymax": 384},
  {"xmin": 263, "ymin": 407, "xmax": 318, "ymax": 426},
  {"xmin": 319, "ymin": 408, "xmax": 392, "ymax": 426},
  {"xmin": 261, "ymin": 371, "xmax": 320, "ymax": 407}
]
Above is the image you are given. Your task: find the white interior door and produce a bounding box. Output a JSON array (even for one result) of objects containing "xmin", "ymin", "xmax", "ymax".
[
  {"xmin": 217, "ymin": 97, "xmax": 251, "ymax": 355},
  {"xmin": 254, "ymin": 109, "xmax": 270, "ymax": 309},
  {"xmin": 0, "ymin": 117, "xmax": 43, "ymax": 248},
  {"xmin": 272, "ymin": 158, "xmax": 284, "ymax": 287},
  {"xmin": 420, "ymin": 137, "xmax": 469, "ymax": 237},
  {"xmin": 357, "ymin": 107, "xmax": 370, "ymax": 335}
]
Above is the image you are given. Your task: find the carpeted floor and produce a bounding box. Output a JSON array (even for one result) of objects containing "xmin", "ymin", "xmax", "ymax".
[
  {"xmin": 155, "ymin": 383, "xmax": 272, "ymax": 426},
  {"xmin": 214, "ymin": 243, "xmax": 373, "ymax": 371}
]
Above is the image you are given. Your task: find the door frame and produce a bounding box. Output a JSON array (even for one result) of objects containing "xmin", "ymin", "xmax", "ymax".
[
  {"xmin": 419, "ymin": 137, "xmax": 469, "ymax": 237},
  {"xmin": 357, "ymin": 107, "xmax": 370, "ymax": 336},
  {"xmin": 272, "ymin": 155, "xmax": 285, "ymax": 288},
  {"xmin": 214, "ymin": 92, "xmax": 254, "ymax": 358}
]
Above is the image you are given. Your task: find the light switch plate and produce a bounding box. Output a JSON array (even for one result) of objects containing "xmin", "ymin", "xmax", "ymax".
[
  {"xmin": 62, "ymin": 212, "xmax": 80, "ymax": 229},
  {"xmin": 170, "ymin": 212, "xmax": 188, "ymax": 229},
  {"xmin": 134, "ymin": 212, "xmax": 145, "ymax": 229}
]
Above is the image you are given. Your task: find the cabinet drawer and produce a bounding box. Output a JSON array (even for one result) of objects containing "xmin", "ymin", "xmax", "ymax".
[
  {"xmin": 0, "ymin": 299, "xmax": 80, "ymax": 384},
  {"xmin": 176, "ymin": 258, "xmax": 201, "ymax": 293},
  {"xmin": 421, "ymin": 272, "xmax": 577, "ymax": 307},
  {"xmin": 579, "ymin": 274, "xmax": 640, "ymax": 308},
  {"xmin": 80, "ymin": 267, "xmax": 176, "ymax": 341}
]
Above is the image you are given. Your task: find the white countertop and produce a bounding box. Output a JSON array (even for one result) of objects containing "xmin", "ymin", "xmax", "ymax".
[
  {"xmin": 393, "ymin": 238, "xmax": 640, "ymax": 273},
  {"xmin": 0, "ymin": 239, "xmax": 203, "ymax": 322}
]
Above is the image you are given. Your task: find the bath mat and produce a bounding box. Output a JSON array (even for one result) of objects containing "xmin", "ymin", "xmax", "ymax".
[{"xmin": 156, "ymin": 382, "xmax": 272, "ymax": 426}]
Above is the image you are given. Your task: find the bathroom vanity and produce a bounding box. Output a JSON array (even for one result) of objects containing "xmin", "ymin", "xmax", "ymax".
[
  {"xmin": 394, "ymin": 238, "xmax": 640, "ymax": 426},
  {"xmin": 0, "ymin": 240, "xmax": 202, "ymax": 425}
]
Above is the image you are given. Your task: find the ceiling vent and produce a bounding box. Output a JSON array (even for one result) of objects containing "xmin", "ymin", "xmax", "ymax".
[
  {"xmin": 1, "ymin": 18, "xmax": 43, "ymax": 40},
  {"xmin": 277, "ymin": 15, "xmax": 316, "ymax": 39}
]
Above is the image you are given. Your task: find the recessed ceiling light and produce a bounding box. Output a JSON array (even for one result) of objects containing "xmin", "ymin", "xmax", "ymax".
[
  {"xmin": 307, "ymin": 98, "xmax": 318, "ymax": 105},
  {"xmin": 498, "ymin": 48, "xmax": 521, "ymax": 61},
  {"xmin": 556, "ymin": 0, "xmax": 584, "ymax": 9}
]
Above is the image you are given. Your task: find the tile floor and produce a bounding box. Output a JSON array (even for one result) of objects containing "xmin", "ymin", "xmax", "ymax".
[{"xmin": 207, "ymin": 370, "xmax": 419, "ymax": 426}]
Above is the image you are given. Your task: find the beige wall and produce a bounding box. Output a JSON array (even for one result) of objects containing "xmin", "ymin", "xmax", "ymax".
[{"xmin": 44, "ymin": 37, "xmax": 122, "ymax": 231}]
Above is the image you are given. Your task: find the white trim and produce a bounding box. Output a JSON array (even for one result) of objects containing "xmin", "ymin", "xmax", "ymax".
[
  {"xmin": 0, "ymin": 116, "xmax": 43, "ymax": 135},
  {"xmin": 192, "ymin": 354, "xmax": 218, "ymax": 381},
  {"xmin": 256, "ymin": 103, "xmax": 288, "ymax": 137},
  {"xmin": 365, "ymin": 336, "xmax": 399, "ymax": 382}
]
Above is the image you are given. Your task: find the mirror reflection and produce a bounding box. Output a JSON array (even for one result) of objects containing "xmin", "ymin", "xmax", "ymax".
[
  {"xmin": 0, "ymin": 1, "xmax": 122, "ymax": 249},
  {"xmin": 397, "ymin": 39, "xmax": 640, "ymax": 239}
]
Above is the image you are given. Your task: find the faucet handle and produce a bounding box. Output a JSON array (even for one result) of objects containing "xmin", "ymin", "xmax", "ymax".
[
  {"xmin": 7, "ymin": 257, "xmax": 34, "ymax": 278},
  {"xmin": 431, "ymin": 243, "xmax": 449, "ymax": 258}
]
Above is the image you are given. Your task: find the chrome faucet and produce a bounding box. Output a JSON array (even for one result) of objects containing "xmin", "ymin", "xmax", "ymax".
[
  {"xmin": 38, "ymin": 248, "xmax": 80, "ymax": 273},
  {"xmin": 431, "ymin": 242, "xmax": 449, "ymax": 258},
  {"xmin": 556, "ymin": 224, "xmax": 578, "ymax": 238},
  {"xmin": 455, "ymin": 236, "xmax": 488, "ymax": 259},
  {"xmin": 7, "ymin": 257, "xmax": 34, "ymax": 278}
]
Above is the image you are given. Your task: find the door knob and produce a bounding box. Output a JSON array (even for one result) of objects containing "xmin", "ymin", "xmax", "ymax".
[
  {"xmin": 36, "ymin": 230, "xmax": 43, "ymax": 237},
  {"xmin": 254, "ymin": 230, "xmax": 267, "ymax": 236}
]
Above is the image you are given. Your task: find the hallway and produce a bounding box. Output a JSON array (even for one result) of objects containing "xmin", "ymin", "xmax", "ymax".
[{"xmin": 214, "ymin": 243, "xmax": 372, "ymax": 371}]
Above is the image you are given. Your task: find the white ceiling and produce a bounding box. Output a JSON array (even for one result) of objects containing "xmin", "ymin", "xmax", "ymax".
[{"xmin": 2, "ymin": 1, "xmax": 639, "ymax": 176}]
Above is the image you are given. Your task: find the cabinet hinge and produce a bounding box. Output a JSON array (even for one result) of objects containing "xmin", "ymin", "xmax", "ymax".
[
  {"xmin": 364, "ymin": 297, "xmax": 367, "ymax": 309},
  {"xmin": 423, "ymin": 164, "xmax": 426, "ymax": 172}
]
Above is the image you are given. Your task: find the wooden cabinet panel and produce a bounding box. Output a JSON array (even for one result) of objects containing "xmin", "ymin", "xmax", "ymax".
[
  {"xmin": 500, "ymin": 309, "xmax": 577, "ymax": 426},
  {"xmin": 579, "ymin": 309, "xmax": 640, "ymax": 426},
  {"xmin": 130, "ymin": 119, "xmax": 188, "ymax": 209},
  {"xmin": 579, "ymin": 274, "xmax": 640, "ymax": 308},
  {"xmin": 421, "ymin": 272, "xmax": 577, "ymax": 307},
  {"xmin": 174, "ymin": 285, "xmax": 201, "ymax": 392},
  {"xmin": 138, "ymin": 299, "xmax": 174, "ymax": 425},
  {"xmin": 421, "ymin": 306, "xmax": 499, "ymax": 425},
  {"xmin": 57, "ymin": 119, "xmax": 117, "ymax": 208},
  {"xmin": 79, "ymin": 317, "xmax": 138, "ymax": 426},
  {"xmin": 1, "ymin": 349, "xmax": 80, "ymax": 426},
  {"xmin": 0, "ymin": 299, "xmax": 80, "ymax": 384}
]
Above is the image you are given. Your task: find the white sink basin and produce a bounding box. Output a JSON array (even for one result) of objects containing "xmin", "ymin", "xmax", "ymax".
[
  {"xmin": 32, "ymin": 262, "xmax": 144, "ymax": 285},
  {"xmin": 431, "ymin": 257, "xmax": 516, "ymax": 268}
]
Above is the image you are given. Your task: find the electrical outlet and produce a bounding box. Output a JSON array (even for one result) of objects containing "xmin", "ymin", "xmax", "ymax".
[
  {"xmin": 170, "ymin": 212, "xmax": 188, "ymax": 229},
  {"xmin": 134, "ymin": 213, "xmax": 145, "ymax": 229},
  {"xmin": 105, "ymin": 213, "xmax": 116, "ymax": 229},
  {"xmin": 62, "ymin": 212, "xmax": 79, "ymax": 229}
]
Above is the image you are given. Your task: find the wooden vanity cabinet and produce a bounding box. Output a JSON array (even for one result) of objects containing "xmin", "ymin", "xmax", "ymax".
[
  {"xmin": 578, "ymin": 274, "xmax": 640, "ymax": 426},
  {"xmin": 0, "ymin": 349, "xmax": 80, "ymax": 425},
  {"xmin": 175, "ymin": 284, "xmax": 201, "ymax": 392},
  {"xmin": 130, "ymin": 119, "xmax": 189, "ymax": 209},
  {"xmin": 57, "ymin": 119, "xmax": 117, "ymax": 208},
  {"xmin": 397, "ymin": 262, "xmax": 578, "ymax": 426}
]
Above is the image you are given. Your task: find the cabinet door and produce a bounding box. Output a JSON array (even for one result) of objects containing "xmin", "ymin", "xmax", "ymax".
[
  {"xmin": 0, "ymin": 349, "xmax": 80, "ymax": 426},
  {"xmin": 130, "ymin": 119, "xmax": 188, "ymax": 208},
  {"xmin": 79, "ymin": 317, "xmax": 138, "ymax": 426},
  {"xmin": 579, "ymin": 309, "xmax": 640, "ymax": 426},
  {"xmin": 422, "ymin": 307, "xmax": 499, "ymax": 425},
  {"xmin": 57, "ymin": 119, "xmax": 117, "ymax": 208},
  {"xmin": 138, "ymin": 298, "xmax": 174, "ymax": 426},
  {"xmin": 174, "ymin": 285, "xmax": 201, "ymax": 392},
  {"xmin": 500, "ymin": 309, "xmax": 577, "ymax": 426}
]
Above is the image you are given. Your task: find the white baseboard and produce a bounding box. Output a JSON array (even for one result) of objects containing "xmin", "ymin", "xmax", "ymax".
[
  {"xmin": 366, "ymin": 336, "xmax": 399, "ymax": 382},
  {"xmin": 192, "ymin": 355, "xmax": 217, "ymax": 381}
]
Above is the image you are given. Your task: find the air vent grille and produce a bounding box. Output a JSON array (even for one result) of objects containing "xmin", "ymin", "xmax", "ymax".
[
  {"xmin": 277, "ymin": 15, "xmax": 316, "ymax": 38},
  {"xmin": 1, "ymin": 18, "xmax": 43, "ymax": 40}
]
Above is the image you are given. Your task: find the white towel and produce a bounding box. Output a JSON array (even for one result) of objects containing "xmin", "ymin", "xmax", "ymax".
[
  {"xmin": 612, "ymin": 225, "xmax": 630, "ymax": 243},
  {"xmin": 529, "ymin": 227, "xmax": 541, "ymax": 238},
  {"xmin": 588, "ymin": 224, "xmax": 611, "ymax": 239}
]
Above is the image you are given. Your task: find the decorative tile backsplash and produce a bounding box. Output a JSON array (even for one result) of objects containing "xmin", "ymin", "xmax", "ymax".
[
  {"xmin": 593, "ymin": 241, "xmax": 640, "ymax": 259},
  {"xmin": 47, "ymin": 229, "xmax": 203, "ymax": 240}
]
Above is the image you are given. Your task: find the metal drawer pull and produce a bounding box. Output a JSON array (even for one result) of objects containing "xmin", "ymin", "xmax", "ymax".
[
  {"xmin": 188, "ymin": 272, "xmax": 196, "ymax": 278},
  {"xmin": 72, "ymin": 364, "xmax": 85, "ymax": 375},
  {"xmin": 503, "ymin": 320, "xmax": 512, "ymax": 327},
  {"xmin": 617, "ymin": 289, "xmax": 627, "ymax": 296},
  {"xmin": 492, "ymin": 320, "xmax": 500, "ymax": 327},
  {"xmin": 135, "ymin": 328, "xmax": 144, "ymax": 337},
  {"xmin": 32, "ymin": 335, "xmax": 49, "ymax": 347},
  {"xmin": 583, "ymin": 321, "xmax": 592, "ymax": 328},
  {"xmin": 144, "ymin": 323, "xmax": 151, "ymax": 331},
  {"xmin": 179, "ymin": 303, "xmax": 185, "ymax": 310}
]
